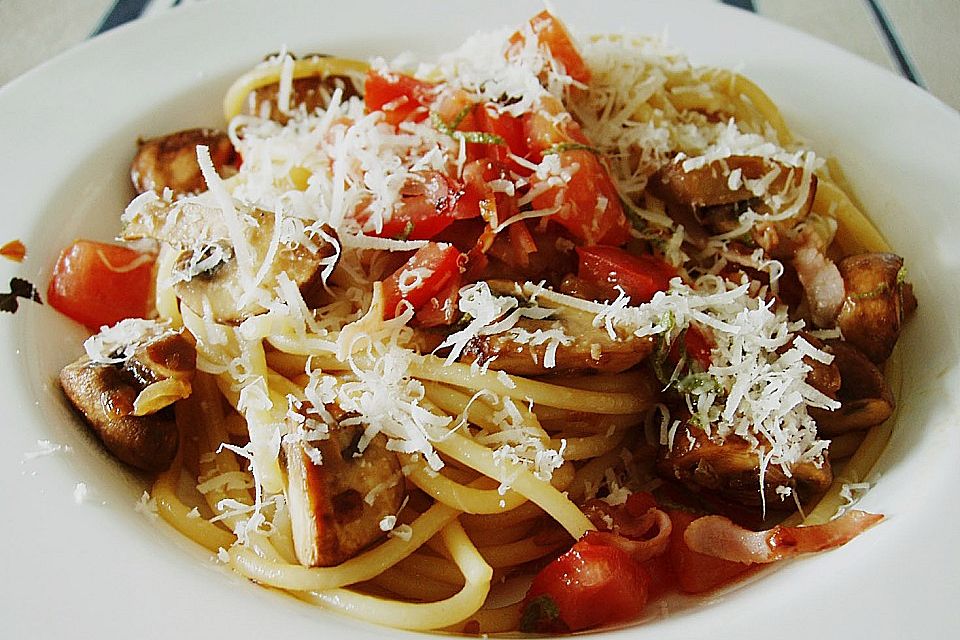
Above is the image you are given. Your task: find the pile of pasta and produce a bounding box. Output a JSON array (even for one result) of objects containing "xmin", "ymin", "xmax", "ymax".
[{"xmin": 79, "ymin": 11, "xmax": 907, "ymax": 635}]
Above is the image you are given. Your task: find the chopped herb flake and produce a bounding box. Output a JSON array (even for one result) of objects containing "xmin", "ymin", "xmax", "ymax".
[
  {"xmin": 519, "ymin": 594, "xmax": 563, "ymax": 633},
  {"xmin": 543, "ymin": 142, "xmax": 600, "ymax": 156},
  {"xmin": 0, "ymin": 277, "xmax": 42, "ymax": 314}
]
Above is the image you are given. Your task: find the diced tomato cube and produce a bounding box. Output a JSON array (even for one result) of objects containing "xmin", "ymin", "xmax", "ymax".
[
  {"xmin": 576, "ymin": 244, "xmax": 677, "ymax": 302},
  {"xmin": 508, "ymin": 10, "xmax": 591, "ymax": 85},
  {"xmin": 48, "ymin": 240, "xmax": 156, "ymax": 332},
  {"xmin": 522, "ymin": 104, "xmax": 591, "ymax": 158},
  {"xmin": 522, "ymin": 539, "xmax": 649, "ymax": 632},
  {"xmin": 381, "ymin": 242, "xmax": 464, "ymax": 319},
  {"xmin": 454, "ymin": 159, "xmax": 518, "ymax": 225},
  {"xmin": 675, "ymin": 323, "xmax": 715, "ymax": 370},
  {"xmin": 474, "ymin": 103, "xmax": 530, "ymax": 175},
  {"xmin": 531, "ymin": 150, "xmax": 630, "ymax": 246},
  {"xmin": 370, "ymin": 171, "xmax": 462, "ymax": 241},
  {"xmin": 411, "ymin": 274, "xmax": 461, "ymax": 328},
  {"xmin": 364, "ymin": 69, "xmax": 436, "ymax": 125},
  {"xmin": 666, "ymin": 510, "xmax": 753, "ymax": 594}
]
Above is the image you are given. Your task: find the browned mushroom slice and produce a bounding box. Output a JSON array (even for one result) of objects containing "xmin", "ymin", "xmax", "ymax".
[
  {"xmin": 836, "ymin": 252, "xmax": 913, "ymax": 363},
  {"xmin": 131, "ymin": 128, "xmax": 238, "ymax": 198},
  {"xmin": 787, "ymin": 332, "xmax": 840, "ymax": 399},
  {"xmin": 247, "ymin": 75, "xmax": 363, "ymax": 124},
  {"xmin": 458, "ymin": 281, "xmax": 655, "ymax": 376},
  {"xmin": 59, "ymin": 321, "xmax": 197, "ymax": 472},
  {"xmin": 658, "ymin": 425, "xmax": 832, "ymax": 509},
  {"xmin": 123, "ymin": 201, "xmax": 339, "ymax": 324},
  {"xmin": 809, "ymin": 341, "xmax": 894, "ymax": 436},
  {"xmin": 650, "ymin": 156, "xmax": 817, "ymax": 250},
  {"xmin": 282, "ymin": 425, "xmax": 405, "ymax": 567}
]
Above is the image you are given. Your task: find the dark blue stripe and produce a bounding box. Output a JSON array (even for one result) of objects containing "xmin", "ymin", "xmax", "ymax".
[
  {"xmin": 92, "ymin": 0, "xmax": 151, "ymax": 36},
  {"xmin": 721, "ymin": 0, "xmax": 756, "ymax": 12},
  {"xmin": 866, "ymin": 0, "xmax": 923, "ymax": 86}
]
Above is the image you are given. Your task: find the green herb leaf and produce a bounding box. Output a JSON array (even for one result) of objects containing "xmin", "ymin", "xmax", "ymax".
[
  {"xmin": 396, "ymin": 220, "xmax": 415, "ymax": 242},
  {"xmin": 896, "ymin": 265, "xmax": 908, "ymax": 286},
  {"xmin": 452, "ymin": 130, "xmax": 505, "ymax": 145},
  {"xmin": 543, "ymin": 142, "xmax": 600, "ymax": 156},
  {"xmin": 430, "ymin": 103, "xmax": 474, "ymax": 135},
  {"xmin": 519, "ymin": 594, "xmax": 563, "ymax": 633},
  {"xmin": 850, "ymin": 281, "xmax": 891, "ymax": 301}
]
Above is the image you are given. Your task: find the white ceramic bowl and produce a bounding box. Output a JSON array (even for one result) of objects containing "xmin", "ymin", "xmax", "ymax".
[{"xmin": 1, "ymin": 1, "xmax": 958, "ymax": 637}]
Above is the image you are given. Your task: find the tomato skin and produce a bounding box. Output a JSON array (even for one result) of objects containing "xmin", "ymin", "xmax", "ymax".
[
  {"xmin": 48, "ymin": 240, "xmax": 156, "ymax": 332},
  {"xmin": 529, "ymin": 150, "xmax": 630, "ymax": 246},
  {"xmin": 411, "ymin": 275, "xmax": 461, "ymax": 328},
  {"xmin": 372, "ymin": 171, "xmax": 463, "ymax": 241},
  {"xmin": 474, "ymin": 103, "xmax": 530, "ymax": 175},
  {"xmin": 364, "ymin": 69, "xmax": 436, "ymax": 126},
  {"xmin": 677, "ymin": 323, "xmax": 714, "ymax": 370},
  {"xmin": 381, "ymin": 243, "xmax": 464, "ymax": 319},
  {"xmin": 523, "ymin": 540, "xmax": 649, "ymax": 632},
  {"xmin": 522, "ymin": 104, "xmax": 591, "ymax": 159},
  {"xmin": 456, "ymin": 159, "xmax": 518, "ymax": 224},
  {"xmin": 576, "ymin": 245, "xmax": 677, "ymax": 302},
  {"xmin": 508, "ymin": 10, "xmax": 590, "ymax": 85},
  {"xmin": 667, "ymin": 510, "xmax": 753, "ymax": 594}
]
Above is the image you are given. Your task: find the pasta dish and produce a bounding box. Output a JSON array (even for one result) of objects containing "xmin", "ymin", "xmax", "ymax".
[{"xmin": 49, "ymin": 11, "xmax": 915, "ymax": 634}]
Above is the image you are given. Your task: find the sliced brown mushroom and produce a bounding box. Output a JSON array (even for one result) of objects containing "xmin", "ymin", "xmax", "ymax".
[
  {"xmin": 246, "ymin": 75, "xmax": 363, "ymax": 124},
  {"xmin": 282, "ymin": 420, "xmax": 405, "ymax": 567},
  {"xmin": 658, "ymin": 424, "xmax": 832, "ymax": 509},
  {"xmin": 59, "ymin": 320, "xmax": 197, "ymax": 472},
  {"xmin": 123, "ymin": 200, "xmax": 339, "ymax": 324},
  {"xmin": 650, "ymin": 155, "xmax": 817, "ymax": 255},
  {"xmin": 131, "ymin": 128, "xmax": 239, "ymax": 198},
  {"xmin": 809, "ymin": 340, "xmax": 894, "ymax": 436},
  {"xmin": 788, "ymin": 332, "xmax": 841, "ymax": 399},
  {"xmin": 836, "ymin": 252, "xmax": 913, "ymax": 363},
  {"xmin": 458, "ymin": 281, "xmax": 655, "ymax": 376}
]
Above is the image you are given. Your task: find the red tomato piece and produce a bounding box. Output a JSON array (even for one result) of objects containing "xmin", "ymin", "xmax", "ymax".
[
  {"xmin": 381, "ymin": 243, "xmax": 464, "ymax": 319},
  {"xmin": 454, "ymin": 159, "xmax": 518, "ymax": 225},
  {"xmin": 364, "ymin": 69, "xmax": 436, "ymax": 126},
  {"xmin": 372, "ymin": 171, "xmax": 462, "ymax": 241},
  {"xmin": 434, "ymin": 90, "xmax": 491, "ymax": 162},
  {"xmin": 522, "ymin": 539, "xmax": 649, "ymax": 632},
  {"xmin": 48, "ymin": 240, "xmax": 156, "ymax": 332},
  {"xmin": 411, "ymin": 274, "xmax": 461, "ymax": 328},
  {"xmin": 667, "ymin": 510, "xmax": 753, "ymax": 594},
  {"xmin": 640, "ymin": 550, "xmax": 676, "ymax": 601},
  {"xmin": 508, "ymin": 10, "xmax": 591, "ymax": 85},
  {"xmin": 474, "ymin": 103, "xmax": 529, "ymax": 175},
  {"xmin": 531, "ymin": 150, "xmax": 630, "ymax": 246},
  {"xmin": 506, "ymin": 219, "xmax": 537, "ymax": 268},
  {"xmin": 576, "ymin": 244, "xmax": 677, "ymax": 302},
  {"xmin": 624, "ymin": 491, "xmax": 659, "ymax": 517},
  {"xmin": 680, "ymin": 324, "xmax": 714, "ymax": 370},
  {"xmin": 521, "ymin": 103, "xmax": 591, "ymax": 158}
]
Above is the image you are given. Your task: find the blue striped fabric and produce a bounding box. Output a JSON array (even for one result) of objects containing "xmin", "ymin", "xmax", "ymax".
[
  {"xmin": 93, "ymin": 0, "xmax": 153, "ymax": 36},
  {"xmin": 89, "ymin": 0, "xmax": 928, "ymax": 91},
  {"xmin": 865, "ymin": 0, "xmax": 924, "ymax": 87},
  {"xmin": 720, "ymin": 0, "xmax": 756, "ymax": 12}
]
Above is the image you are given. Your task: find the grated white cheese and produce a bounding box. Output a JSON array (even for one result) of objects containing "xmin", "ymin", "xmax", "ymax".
[
  {"xmin": 83, "ymin": 318, "xmax": 176, "ymax": 364},
  {"xmin": 22, "ymin": 439, "xmax": 72, "ymax": 461}
]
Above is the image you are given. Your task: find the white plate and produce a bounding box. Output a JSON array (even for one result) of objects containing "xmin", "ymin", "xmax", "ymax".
[{"xmin": 1, "ymin": 0, "xmax": 958, "ymax": 637}]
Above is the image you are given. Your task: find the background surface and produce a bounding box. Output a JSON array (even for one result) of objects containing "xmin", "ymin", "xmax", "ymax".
[{"xmin": 1, "ymin": 0, "xmax": 958, "ymax": 113}]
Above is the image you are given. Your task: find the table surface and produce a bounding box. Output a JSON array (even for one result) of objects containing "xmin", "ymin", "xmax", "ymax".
[{"xmin": 2, "ymin": 0, "xmax": 958, "ymax": 113}]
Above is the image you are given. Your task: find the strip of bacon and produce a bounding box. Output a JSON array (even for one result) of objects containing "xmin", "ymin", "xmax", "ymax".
[{"xmin": 683, "ymin": 510, "xmax": 883, "ymax": 563}]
